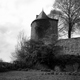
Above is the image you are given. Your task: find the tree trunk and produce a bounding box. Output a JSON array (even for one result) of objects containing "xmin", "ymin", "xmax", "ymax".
[
  {"xmin": 68, "ymin": 23, "xmax": 72, "ymax": 38},
  {"xmin": 68, "ymin": 28, "xmax": 71, "ymax": 38}
]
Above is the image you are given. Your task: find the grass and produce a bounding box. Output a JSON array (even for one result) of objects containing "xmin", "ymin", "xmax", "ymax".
[{"xmin": 0, "ymin": 70, "xmax": 80, "ymax": 80}]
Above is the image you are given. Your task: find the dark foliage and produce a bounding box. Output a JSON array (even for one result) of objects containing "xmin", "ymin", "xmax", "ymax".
[
  {"xmin": 55, "ymin": 54, "xmax": 80, "ymax": 71},
  {"xmin": 0, "ymin": 62, "xmax": 14, "ymax": 72},
  {"xmin": 13, "ymin": 35, "xmax": 80, "ymax": 71},
  {"xmin": 13, "ymin": 38, "xmax": 63, "ymax": 70},
  {"xmin": 1, "ymin": 43, "xmax": 80, "ymax": 72}
]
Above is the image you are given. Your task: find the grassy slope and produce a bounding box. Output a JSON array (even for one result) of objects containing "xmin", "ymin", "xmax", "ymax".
[{"xmin": 0, "ymin": 71, "xmax": 80, "ymax": 80}]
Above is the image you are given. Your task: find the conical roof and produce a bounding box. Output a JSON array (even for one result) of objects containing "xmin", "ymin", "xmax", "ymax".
[
  {"xmin": 31, "ymin": 10, "xmax": 58, "ymax": 26},
  {"xmin": 36, "ymin": 10, "xmax": 49, "ymax": 19}
]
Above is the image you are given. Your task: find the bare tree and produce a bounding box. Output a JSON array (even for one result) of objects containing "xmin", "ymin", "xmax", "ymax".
[
  {"xmin": 50, "ymin": 0, "xmax": 80, "ymax": 38},
  {"xmin": 49, "ymin": 9, "xmax": 68, "ymax": 38},
  {"xmin": 12, "ymin": 31, "xmax": 28, "ymax": 62}
]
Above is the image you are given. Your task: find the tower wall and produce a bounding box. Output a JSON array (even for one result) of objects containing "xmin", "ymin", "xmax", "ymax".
[
  {"xmin": 31, "ymin": 22, "xmax": 38, "ymax": 41},
  {"xmin": 31, "ymin": 19, "xmax": 58, "ymax": 44},
  {"xmin": 49, "ymin": 19, "xmax": 58, "ymax": 41},
  {"xmin": 42, "ymin": 19, "xmax": 58, "ymax": 44}
]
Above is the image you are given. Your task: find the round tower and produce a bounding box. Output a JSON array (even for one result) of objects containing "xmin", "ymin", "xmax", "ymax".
[{"xmin": 31, "ymin": 10, "xmax": 58, "ymax": 44}]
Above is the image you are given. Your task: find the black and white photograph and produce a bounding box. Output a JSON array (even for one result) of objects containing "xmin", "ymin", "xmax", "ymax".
[{"xmin": 0, "ymin": 0, "xmax": 80, "ymax": 80}]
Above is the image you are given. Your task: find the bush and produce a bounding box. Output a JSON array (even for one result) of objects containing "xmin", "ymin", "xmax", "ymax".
[
  {"xmin": 0, "ymin": 62, "xmax": 14, "ymax": 72},
  {"xmin": 13, "ymin": 32, "xmax": 63, "ymax": 70}
]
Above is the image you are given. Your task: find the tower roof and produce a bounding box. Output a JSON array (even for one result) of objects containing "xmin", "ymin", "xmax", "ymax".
[
  {"xmin": 36, "ymin": 10, "xmax": 49, "ymax": 19},
  {"xmin": 31, "ymin": 10, "xmax": 58, "ymax": 26}
]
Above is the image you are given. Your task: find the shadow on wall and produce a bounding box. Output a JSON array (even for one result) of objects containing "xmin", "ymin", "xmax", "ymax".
[{"xmin": 35, "ymin": 19, "xmax": 50, "ymax": 39}]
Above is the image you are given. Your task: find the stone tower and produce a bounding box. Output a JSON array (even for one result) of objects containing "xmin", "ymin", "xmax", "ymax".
[{"xmin": 31, "ymin": 10, "xmax": 58, "ymax": 44}]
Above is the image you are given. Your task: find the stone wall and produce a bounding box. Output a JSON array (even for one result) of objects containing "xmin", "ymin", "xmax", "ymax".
[{"xmin": 56, "ymin": 37, "xmax": 80, "ymax": 55}]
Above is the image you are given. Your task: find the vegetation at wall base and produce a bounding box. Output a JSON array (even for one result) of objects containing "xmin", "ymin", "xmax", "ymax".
[{"xmin": 1, "ymin": 37, "xmax": 80, "ymax": 72}]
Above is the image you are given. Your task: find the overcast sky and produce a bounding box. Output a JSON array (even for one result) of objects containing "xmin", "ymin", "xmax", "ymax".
[
  {"xmin": 0, "ymin": 0, "xmax": 55, "ymax": 62},
  {"xmin": 0, "ymin": 0, "xmax": 80, "ymax": 62}
]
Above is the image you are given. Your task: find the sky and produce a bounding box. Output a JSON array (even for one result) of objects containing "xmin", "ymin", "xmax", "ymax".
[
  {"xmin": 0, "ymin": 0, "xmax": 55, "ymax": 62},
  {"xmin": 0, "ymin": 0, "xmax": 80, "ymax": 62}
]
